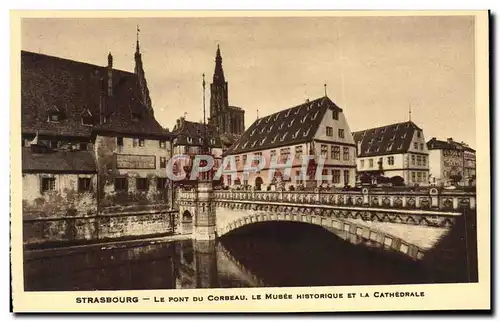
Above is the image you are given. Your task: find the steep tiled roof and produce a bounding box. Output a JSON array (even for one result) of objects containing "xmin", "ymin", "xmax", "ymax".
[
  {"xmin": 171, "ymin": 119, "xmax": 222, "ymax": 148},
  {"xmin": 427, "ymin": 138, "xmax": 475, "ymax": 152},
  {"xmin": 352, "ymin": 121, "xmax": 421, "ymax": 157},
  {"xmin": 224, "ymin": 96, "xmax": 342, "ymax": 156},
  {"xmin": 22, "ymin": 147, "xmax": 97, "ymax": 173},
  {"xmin": 21, "ymin": 51, "xmax": 169, "ymax": 138}
]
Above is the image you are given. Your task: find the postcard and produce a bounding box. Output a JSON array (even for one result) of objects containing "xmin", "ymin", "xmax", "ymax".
[{"xmin": 10, "ymin": 10, "xmax": 490, "ymax": 313}]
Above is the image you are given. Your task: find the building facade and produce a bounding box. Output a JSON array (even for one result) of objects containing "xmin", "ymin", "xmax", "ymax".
[
  {"xmin": 222, "ymin": 96, "xmax": 357, "ymax": 190},
  {"xmin": 21, "ymin": 36, "xmax": 172, "ymax": 214},
  {"xmin": 427, "ymin": 137, "xmax": 476, "ymax": 187},
  {"xmin": 171, "ymin": 116, "xmax": 224, "ymax": 184},
  {"xmin": 208, "ymin": 45, "xmax": 245, "ymax": 151},
  {"xmin": 353, "ymin": 121, "xmax": 430, "ymax": 186}
]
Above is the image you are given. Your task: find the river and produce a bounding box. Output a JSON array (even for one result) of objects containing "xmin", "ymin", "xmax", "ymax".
[{"xmin": 24, "ymin": 222, "xmax": 458, "ymax": 291}]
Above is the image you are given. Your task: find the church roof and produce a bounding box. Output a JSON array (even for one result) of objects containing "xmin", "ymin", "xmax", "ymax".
[
  {"xmin": 224, "ymin": 96, "xmax": 342, "ymax": 155},
  {"xmin": 352, "ymin": 121, "xmax": 422, "ymax": 157},
  {"xmin": 21, "ymin": 50, "xmax": 169, "ymax": 138},
  {"xmin": 171, "ymin": 118, "xmax": 222, "ymax": 148}
]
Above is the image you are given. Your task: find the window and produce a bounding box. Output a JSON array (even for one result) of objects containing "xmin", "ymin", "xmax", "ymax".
[
  {"xmin": 139, "ymin": 139, "xmax": 145, "ymax": 147},
  {"xmin": 338, "ymin": 129, "xmax": 345, "ymax": 139},
  {"xmin": 369, "ymin": 159, "xmax": 374, "ymax": 167},
  {"xmin": 416, "ymin": 155, "xmax": 422, "ymax": 166},
  {"xmin": 414, "ymin": 142, "xmax": 418, "ymax": 149},
  {"xmin": 295, "ymin": 145, "xmax": 303, "ymax": 159},
  {"xmin": 41, "ymin": 177, "xmax": 55, "ymax": 192},
  {"xmin": 159, "ymin": 140, "xmax": 167, "ymax": 149},
  {"xmin": 332, "ymin": 170, "xmax": 341, "ymax": 184},
  {"xmin": 50, "ymin": 140, "xmax": 58, "ymax": 149},
  {"xmin": 343, "ymin": 147, "xmax": 349, "ymax": 161},
  {"xmin": 411, "ymin": 155, "xmax": 416, "ymax": 165},
  {"xmin": 420, "ymin": 143, "xmax": 424, "ymax": 150},
  {"xmin": 326, "ymin": 126, "xmax": 333, "ymax": 137},
  {"xmin": 280, "ymin": 148, "xmax": 290, "ymax": 161},
  {"xmin": 136, "ymin": 178, "xmax": 149, "ymax": 191},
  {"xmin": 332, "ymin": 146, "xmax": 340, "ymax": 160},
  {"xmin": 344, "ymin": 170, "xmax": 349, "ymax": 185},
  {"xmin": 235, "ymin": 156, "xmax": 240, "ymax": 163},
  {"xmin": 387, "ymin": 156, "xmax": 394, "ymax": 165},
  {"xmin": 82, "ymin": 116, "xmax": 93, "ymax": 126},
  {"xmin": 114, "ymin": 178, "xmax": 128, "ymax": 191},
  {"xmin": 242, "ymin": 155, "xmax": 247, "ymax": 164},
  {"xmin": 117, "ymin": 137, "xmax": 124, "ymax": 147},
  {"xmin": 296, "ymin": 170, "xmax": 302, "ymax": 184},
  {"xmin": 48, "ymin": 113, "xmax": 60, "ymax": 122},
  {"xmin": 422, "ymin": 156, "xmax": 427, "ymax": 166},
  {"xmin": 160, "ymin": 157, "xmax": 167, "ymax": 169},
  {"xmin": 80, "ymin": 143, "xmax": 88, "ymax": 151},
  {"xmin": 360, "ymin": 160, "xmax": 364, "ymax": 169},
  {"xmin": 332, "ymin": 110, "xmax": 339, "ymax": 120},
  {"xmin": 157, "ymin": 177, "xmax": 168, "ymax": 190},
  {"xmin": 321, "ymin": 145, "xmax": 328, "ymax": 158},
  {"xmin": 78, "ymin": 178, "xmax": 92, "ymax": 192},
  {"xmin": 417, "ymin": 172, "xmax": 422, "ymax": 183},
  {"xmin": 411, "ymin": 172, "xmax": 416, "ymax": 182},
  {"xmin": 226, "ymin": 175, "xmax": 232, "ymax": 185},
  {"xmin": 133, "ymin": 138, "xmax": 138, "ymax": 147},
  {"xmin": 270, "ymin": 150, "xmax": 277, "ymax": 158}
]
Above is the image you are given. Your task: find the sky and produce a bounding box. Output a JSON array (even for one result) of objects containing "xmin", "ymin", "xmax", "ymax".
[{"xmin": 21, "ymin": 15, "xmax": 476, "ymax": 148}]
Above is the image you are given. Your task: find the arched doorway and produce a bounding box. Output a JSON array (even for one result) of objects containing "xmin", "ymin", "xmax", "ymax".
[
  {"xmin": 255, "ymin": 177, "xmax": 263, "ymax": 191},
  {"xmin": 182, "ymin": 210, "xmax": 193, "ymax": 235}
]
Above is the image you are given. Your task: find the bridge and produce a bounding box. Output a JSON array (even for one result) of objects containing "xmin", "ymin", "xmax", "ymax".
[{"xmin": 176, "ymin": 183, "xmax": 477, "ymax": 280}]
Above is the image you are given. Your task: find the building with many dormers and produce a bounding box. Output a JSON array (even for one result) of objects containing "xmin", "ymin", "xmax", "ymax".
[
  {"xmin": 352, "ymin": 121, "xmax": 430, "ymax": 186},
  {"xmin": 222, "ymin": 96, "xmax": 357, "ymax": 190},
  {"xmin": 21, "ymin": 36, "xmax": 173, "ymax": 217},
  {"xmin": 426, "ymin": 137, "xmax": 476, "ymax": 187}
]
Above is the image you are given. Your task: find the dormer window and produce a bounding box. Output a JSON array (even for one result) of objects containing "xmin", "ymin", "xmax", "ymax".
[
  {"xmin": 260, "ymin": 137, "xmax": 267, "ymax": 145},
  {"xmin": 292, "ymin": 128, "xmax": 300, "ymax": 139},
  {"xmin": 295, "ymin": 107, "xmax": 301, "ymax": 115},
  {"xmin": 267, "ymin": 125, "xmax": 274, "ymax": 133},
  {"xmin": 279, "ymin": 122, "xmax": 284, "ymax": 130},
  {"xmin": 271, "ymin": 133, "xmax": 279, "ymax": 143},
  {"xmin": 289, "ymin": 118, "xmax": 295, "ymax": 127},
  {"xmin": 81, "ymin": 109, "xmax": 93, "ymax": 126},
  {"xmin": 303, "ymin": 126, "xmax": 311, "ymax": 137},
  {"xmin": 285, "ymin": 110, "xmax": 291, "ymax": 117},
  {"xmin": 311, "ymin": 111, "xmax": 319, "ymax": 120},
  {"xmin": 280, "ymin": 132, "xmax": 288, "ymax": 142},
  {"xmin": 332, "ymin": 110, "xmax": 339, "ymax": 120},
  {"xmin": 48, "ymin": 113, "xmax": 60, "ymax": 122},
  {"xmin": 131, "ymin": 112, "xmax": 141, "ymax": 121}
]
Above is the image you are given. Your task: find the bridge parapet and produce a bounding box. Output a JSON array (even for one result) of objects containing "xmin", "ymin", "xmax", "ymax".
[{"xmin": 210, "ymin": 188, "xmax": 475, "ymax": 211}]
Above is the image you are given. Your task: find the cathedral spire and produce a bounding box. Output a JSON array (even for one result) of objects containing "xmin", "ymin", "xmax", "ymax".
[
  {"xmin": 135, "ymin": 25, "xmax": 141, "ymax": 57},
  {"xmin": 213, "ymin": 44, "xmax": 225, "ymax": 83}
]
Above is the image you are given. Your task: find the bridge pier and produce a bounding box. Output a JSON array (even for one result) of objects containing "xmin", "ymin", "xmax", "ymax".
[{"xmin": 192, "ymin": 180, "xmax": 217, "ymax": 241}]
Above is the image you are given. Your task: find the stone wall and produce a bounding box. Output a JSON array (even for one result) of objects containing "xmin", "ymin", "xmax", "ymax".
[{"xmin": 23, "ymin": 210, "xmax": 178, "ymax": 248}]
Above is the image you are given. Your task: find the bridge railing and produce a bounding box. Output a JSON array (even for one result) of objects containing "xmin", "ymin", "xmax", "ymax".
[{"xmin": 210, "ymin": 189, "xmax": 476, "ymax": 211}]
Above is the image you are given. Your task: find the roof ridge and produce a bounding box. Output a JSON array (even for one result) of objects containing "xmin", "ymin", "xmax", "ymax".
[
  {"xmin": 21, "ymin": 50, "xmax": 135, "ymax": 76},
  {"xmin": 353, "ymin": 120, "xmax": 417, "ymax": 134}
]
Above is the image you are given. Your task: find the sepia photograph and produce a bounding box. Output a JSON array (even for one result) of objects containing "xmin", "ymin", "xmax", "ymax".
[{"xmin": 10, "ymin": 10, "xmax": 490, "ymax": 312}]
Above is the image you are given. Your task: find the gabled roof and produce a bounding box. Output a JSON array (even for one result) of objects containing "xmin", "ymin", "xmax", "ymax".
[
  {"xmin": 171, "ymin": 119, "xmax": 222, "ymax": 148},
  {"xmin": 21, "ymin": 50, "xmax": 169, "ymax": 138},
  {"xmin": 352, "ymin": 121, "xmax": 422, "ymax": 157},
  {"xmin": 427, "ymin": 137, "xmax": 475, "ymax": 152},
  {"xmin": 224, "ymin": 96, "xmax": 342, "ymax": 155},
  {"xmin": 22, "ymin": 147, "xmax": 97, "ymax": 173}
]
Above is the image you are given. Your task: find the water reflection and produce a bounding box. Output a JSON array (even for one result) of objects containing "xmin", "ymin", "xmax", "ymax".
[{"xmin": 24, "ymin": 222, "xmax": 454, "ymax": 291}]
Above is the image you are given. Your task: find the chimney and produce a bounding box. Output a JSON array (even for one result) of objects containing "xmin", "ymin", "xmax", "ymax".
[
  {"xmin": 447, "ymin": 137, "xmax": 453, "ymax": 143},
  {"xmin": 305, "ymin": 98, "xmax": 310, "ymax": 103},
  {"xmin": 175, "ymin": 118, "xmax": 181, "ymax": 130},
  {"xmin": 107, "ymin": 52, "xmax": 113, "ymax": 97}
]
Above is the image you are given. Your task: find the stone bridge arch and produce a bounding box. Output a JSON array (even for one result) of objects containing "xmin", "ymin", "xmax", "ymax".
[{"xmin": 215, "ymin": 205, "xmax": 428, "ymax": 261}]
